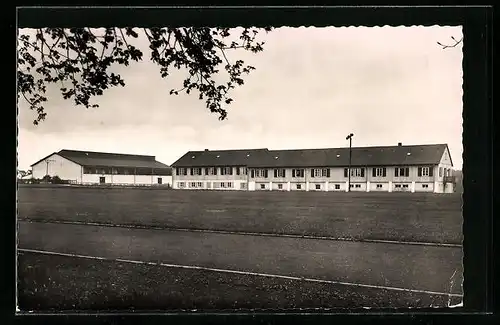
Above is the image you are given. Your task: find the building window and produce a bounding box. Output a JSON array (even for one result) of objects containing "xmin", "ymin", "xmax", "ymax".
[
  {"xmin": 372, "ymin": 167, "xmax": 387, "ymax": 177},
  {"xmin": 178, "ymin": 182, "xmax": 186, "ymax": 188},
  {"xmin": 278, "ymin": 184, "xmax": 283, "ymax": 190},
  {"xmin": 292, "ymin": 169, "xmax": 305, "ymax": 178},
  {"xmin": 235, "ymin": 167, "xmax": 247, "ymax": 176},
  {"xmin": 403, "ymin": 184, "xmax": 409, "ymax": 188},
  {"xmin": 191, "ymin": 168, "xmax": 202, "ymax": 176},
  {"xmin": 274, "ymin": 169, "xmax": 286, "ymax": 178},
  {"xmin": 417, "ymin": 166, "xmax": 434, "ymax": 177},
  {"xmin": 422, "ymin": 184, "xmax": 429, "ymax": 188},
  {"xmin": 315, "ymin": 184, "xmax": 321, "ymax": 190},
  {"xmin": 346, "ymin": 168, "xmax": 364, "ymax": 177},
  {"xmin": 395, "ymin": 184, "xmax": 401, "ymax": 188},
  {"xmin": 395, "ymin": 167, "xmax": 409, "ymax": 177},
  {"xmin": 83, "ymin": 167, "xmax": 93, "ymax": 174},
  {"xmin": 205, "ymin": 167, "xmax": 216, "ymax": 176},
  {"xmin": 296, "ymin": 184, "xmax": 302, "ymax": 189},
  {"xmin": 176, "ymin": 168, "xmax": 187, "ymax": 176},
  {"xmin": 311, "ymin": 168, "xmax": 330, "ymax": 178},
  {"xmin": 350, "ymin": 184, "xmax": 354, "ymax": 188},
  {"xmin": 335, "ymin": 184, "xmax": 340, "ymax": 190},
  {"xmin": 260, "ymin": 184, "xmax": 266, "ymax": 189},
  {"xmin": 254, "ymin": 169, "xmax": 268, "ymax": 178},
  {"xmin": 220, "ymin": 167, "xmax": 233, "ymax": 175},
  {"xmin": 240, "ymin": 183, "xmax": 247, "ymax": 190},
  {"xmin": 158, "ymin": 178, "xmax": 162, "ymax": 184},
  {"xmin": 439, "ymin": 167, "xmax": 443, "ymax": 177},
  {"xmin": 376, "ymin": 184, "xmax": 382, "ymax": 188},
  {"xmin": 418, "ymin": 167, "xmax": 431, "ymax": 177},
  {"xmin": 355, "ymin": 184, "xmax": 361, "ymax": 188},
  {"xmin": 227, "ymin": 182, "xmax": 233, "ymax": 188}
]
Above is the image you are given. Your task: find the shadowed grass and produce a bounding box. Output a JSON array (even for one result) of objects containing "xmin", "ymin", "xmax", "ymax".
[
  {"xmin": 17, "ymin": 187, "xmax": 463, "ymax": 244},
  {"xmin": 17, "ymin": 251, "xmax": 462, "ymax": 311}
]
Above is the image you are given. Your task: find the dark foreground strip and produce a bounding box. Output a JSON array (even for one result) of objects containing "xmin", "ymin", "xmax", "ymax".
[
  {"xmin": 20, "ymin": 218, "xmax": 462, "ymax": 248},
  {"xmin": 17, "ymin": 248, "xmax": 463, "ymax": 298}
]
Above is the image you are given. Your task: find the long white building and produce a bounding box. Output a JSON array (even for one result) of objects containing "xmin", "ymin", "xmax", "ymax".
[
  {"xmin": 30, "ymin": 149, "xmax": 172, "ymax": 186},
  {"xmin": 170, "ymin": 143, "xmax": 456, "ymax": 193}
]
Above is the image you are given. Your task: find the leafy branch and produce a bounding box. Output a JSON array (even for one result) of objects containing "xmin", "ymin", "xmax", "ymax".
[{"xmin": 17, "ymin": 27, "xmax": 273, "ymax": 125}]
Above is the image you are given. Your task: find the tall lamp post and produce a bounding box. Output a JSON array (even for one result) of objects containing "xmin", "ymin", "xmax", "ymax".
[{"xmin": 346, "ymin": 133, "xmax": 354, "ymax": 192}]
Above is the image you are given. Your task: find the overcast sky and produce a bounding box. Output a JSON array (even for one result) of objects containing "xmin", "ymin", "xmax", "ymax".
[{"xmin": 17, "ymin": 26, "xmax": 463, "ymax": 170}]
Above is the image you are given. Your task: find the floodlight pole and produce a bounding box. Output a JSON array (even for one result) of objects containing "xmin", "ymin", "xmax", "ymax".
[{"xmin": 346, "ymin": 133, "xmax": 354, "ymax": 192}]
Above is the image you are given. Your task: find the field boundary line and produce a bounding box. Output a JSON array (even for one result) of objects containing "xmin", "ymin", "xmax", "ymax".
[
  {"xmin": 18, "ymin": 248, "xmax": 464, "ymax": 298},
  {"xmin": 20, "ymin": 218, "xmax": 463, "ymax": 248}
]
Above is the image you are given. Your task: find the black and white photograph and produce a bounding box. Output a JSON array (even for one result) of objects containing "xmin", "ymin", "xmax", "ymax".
[{"xmin": 16, "ymin": 13, "xmax": 465, "ymax": 311}]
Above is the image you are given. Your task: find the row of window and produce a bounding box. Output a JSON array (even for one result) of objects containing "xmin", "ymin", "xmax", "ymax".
[
  {"xmin": 176, "ymin": 167, "xmax": 248, "ymax": 176},
  {"xmin": 176, "ymin": 166, "xmax": 439, "ymax": 178},
  {"xmin": 259, "ymin": 183, "xmax": 343, "ymax": 190},
  {"xmin": 83, "ymin": 167, "xmax": 171, "ymax": 176},
  {"xmin": 177, "ymin": 181, "xmax": 248, "ymax": 189},
  {"xmin": 177, "ymin": 181, "xmax": 432, "ymax": 190}
]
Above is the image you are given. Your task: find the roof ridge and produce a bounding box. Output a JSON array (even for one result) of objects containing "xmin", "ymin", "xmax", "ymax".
[{"xmin": 59, "ymin": 149, "xmax": 156, "ymax": 158}]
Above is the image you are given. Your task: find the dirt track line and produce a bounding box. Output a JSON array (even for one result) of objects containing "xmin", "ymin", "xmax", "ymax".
[
  {"xmin": 19, "ymin": 218, "xmax": 462, "ymax": 248},
  {"xmin": 18, "ymin": 248, "xmax": 464, "ymax": 298}
]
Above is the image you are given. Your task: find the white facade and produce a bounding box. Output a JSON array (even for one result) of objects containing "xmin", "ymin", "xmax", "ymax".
[
  {"xmin": 31, "ymin": 153, "xmax": 172, "ymax": 187},
  {"xmin": 172, "ymin": 164, "xmax": 455, "ymax": 194},
  {"xmin": 32, "ymin": 153, "xmax": 83, "ymax": 183},
  {"xmin": 171, "ymin": 145, "xmax": 456, "ymax": 194}
]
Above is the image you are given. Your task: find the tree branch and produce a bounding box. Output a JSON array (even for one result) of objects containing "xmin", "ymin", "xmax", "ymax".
[{"xmin": 437, "ymin": 36, "xmax": 463, "ymax": 49}]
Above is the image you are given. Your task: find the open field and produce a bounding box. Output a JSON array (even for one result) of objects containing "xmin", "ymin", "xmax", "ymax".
[
  {"xmin": 17, "ymin": 186, "xmax": 463, "ymax": 244},
  {"xmin": 16, "ymin": 186, "xmax": 463, "ymax": 310}
]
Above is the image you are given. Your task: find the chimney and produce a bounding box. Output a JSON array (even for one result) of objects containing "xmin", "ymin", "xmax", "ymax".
[
  {"xmin": 398, "ymin": 142, "xmax": 402, "ymax": 146},
  {"xmin": 204, "ymin": 149, "xmax": 209, "ymax": 151}
]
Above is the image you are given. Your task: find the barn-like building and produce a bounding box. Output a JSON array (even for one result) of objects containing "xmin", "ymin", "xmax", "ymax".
[
  {"xmin": 30, "ymin": 149, "xmax": 172, "ymax": 186},
  {"xmin": 170, "ymin": 143, "xmax": 456, "ymax": 193}
]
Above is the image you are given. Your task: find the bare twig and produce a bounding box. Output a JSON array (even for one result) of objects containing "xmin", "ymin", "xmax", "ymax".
[{"xmin": 437, "ymin": 36, "xmax": 463, "ymax": 49}]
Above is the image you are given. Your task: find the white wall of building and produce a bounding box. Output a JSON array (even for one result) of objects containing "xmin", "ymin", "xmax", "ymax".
[
  {"xmin": 32, "ymin": 153, "xmax": 82, "ymax": 183},
  {"xmin": 81, "ymin": 174, "xmax": 171, "ymax": 186},
  {"xmin": 171, "ymin": 147, "xmax": 455, "ymax": 194}
]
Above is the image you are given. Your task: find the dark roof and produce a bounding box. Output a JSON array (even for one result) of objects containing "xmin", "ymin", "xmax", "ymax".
[
  {"xmin": 171, "ymin": 144, "xmax": 451, "ymax": 168},
  {"xmin": 31, "ymin": 149, "xmax": 171, "ymax": 170},
  {"xmin": 171, "ymin": 148, "xmax": 270, "ymax": 167}
]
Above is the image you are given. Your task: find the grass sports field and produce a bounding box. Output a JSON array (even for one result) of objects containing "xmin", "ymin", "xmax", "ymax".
[{"xmin": 17, "ymin": 185, "xmax": 464, "ymax": 310}]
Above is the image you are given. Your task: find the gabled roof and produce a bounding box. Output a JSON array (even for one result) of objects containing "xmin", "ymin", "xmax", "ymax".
[
  {"xmin": 171, "ymin": 148, "xmax": 270, "ymax": 167},
  {"xmin": 171, "ymin": 144, "xmax": 450, "ymax": 168},
  {"xmin": 31, "ymin": 149, "xmax": 171, "ymax": 170}
]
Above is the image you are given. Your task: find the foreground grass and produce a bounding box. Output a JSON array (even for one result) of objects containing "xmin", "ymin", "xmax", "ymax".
[
  {"xmin": 17, "ymin": 187, "xmax": 463, "ymax": 244},
  {"xmin": 17, "ymin": 252, "xmax": 461, "ymax": 311}
]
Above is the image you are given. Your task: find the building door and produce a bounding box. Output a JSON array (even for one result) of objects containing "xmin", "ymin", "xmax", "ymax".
[
  {"xmin": 99, "ymin": 177, "xmax": 105, "ymax": 184},
  {"xmin": 158, "ymin": 177, "xmax": 162, "ymax": 184}
]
